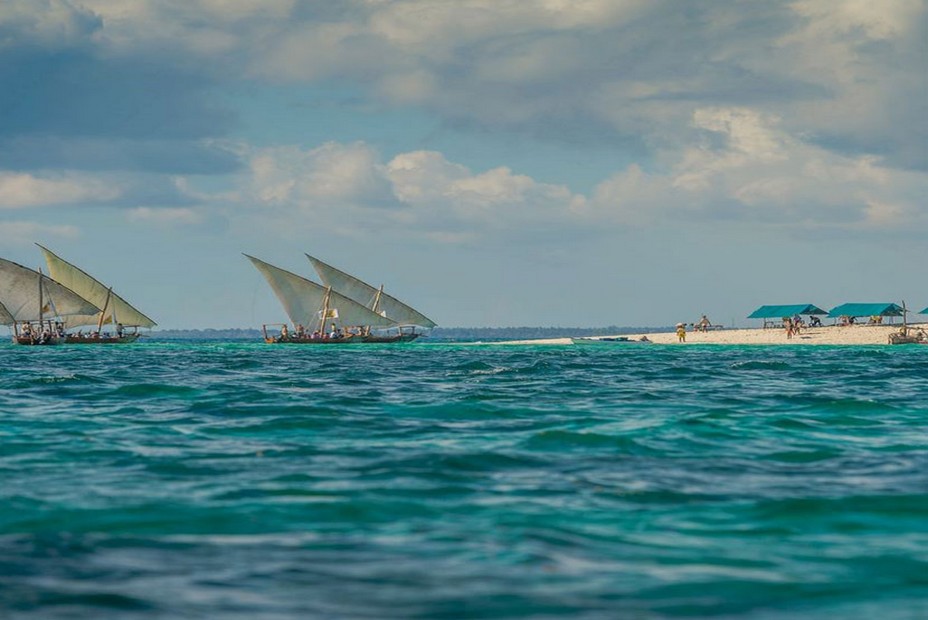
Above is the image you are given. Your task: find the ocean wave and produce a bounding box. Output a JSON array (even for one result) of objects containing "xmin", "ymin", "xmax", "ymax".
[{"xmin": 3, "ymin": 342, "xmax": 928, "ymax": 618}]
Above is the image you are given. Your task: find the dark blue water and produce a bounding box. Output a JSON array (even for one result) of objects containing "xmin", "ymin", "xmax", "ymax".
[{"xmin": 2, "ymin": 342, "xmax": 928, "ymax": 618}]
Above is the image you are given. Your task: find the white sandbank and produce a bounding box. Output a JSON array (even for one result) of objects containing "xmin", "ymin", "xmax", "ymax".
[{"xmin": 498, "ymin": 323, "xmax": 927, "ymax": 346}]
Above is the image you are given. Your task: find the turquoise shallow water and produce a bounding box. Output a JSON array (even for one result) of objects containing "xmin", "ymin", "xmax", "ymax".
[{"xmin": 2, "ymin": 341, "xmax": 928, "ymax": 619}]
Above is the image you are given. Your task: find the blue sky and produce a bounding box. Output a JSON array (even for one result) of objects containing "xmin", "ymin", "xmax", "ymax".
[{"xmin": 1, "ymin": 0, "xmax": 926, "ymax": 329}]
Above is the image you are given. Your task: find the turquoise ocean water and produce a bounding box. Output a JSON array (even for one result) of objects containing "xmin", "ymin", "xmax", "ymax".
[{"xmin": 2, "ymin": 341, "xmax": 928, "ymax": 619}]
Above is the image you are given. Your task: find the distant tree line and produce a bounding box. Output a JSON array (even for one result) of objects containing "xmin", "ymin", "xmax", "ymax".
[{"xmin": 149, "ymin": 328, "xmax": 263, "ymax": 340}]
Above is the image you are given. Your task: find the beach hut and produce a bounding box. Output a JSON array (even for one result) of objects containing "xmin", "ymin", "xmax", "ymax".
[
  {"xmin": 827, "ymin": 302, "xmax": 903, "ymax": 325},
  {"xmin": 747, "ymin": 304, "xmax": 827, "ymax": 329}
]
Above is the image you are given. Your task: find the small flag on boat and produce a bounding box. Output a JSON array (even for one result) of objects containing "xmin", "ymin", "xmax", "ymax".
[{"xmin": 319, "ymin": 308, "xmax": 339, "ymax": 319}]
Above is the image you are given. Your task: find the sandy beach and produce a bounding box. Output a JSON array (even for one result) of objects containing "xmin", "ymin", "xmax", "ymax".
[{"xmin": 500, "ymin": 323, "xmax": 928, "ymax": 346}]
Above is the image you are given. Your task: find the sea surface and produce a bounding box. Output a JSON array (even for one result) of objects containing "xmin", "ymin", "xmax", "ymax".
[{"xmin": 2, "ymin": 341, "xmax": 928, "ymax": 619}]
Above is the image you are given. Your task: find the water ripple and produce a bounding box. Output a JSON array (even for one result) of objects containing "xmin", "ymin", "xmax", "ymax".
[{"xmin": 2, "ymin": 341, "xmax": 928, "ymax": 618}]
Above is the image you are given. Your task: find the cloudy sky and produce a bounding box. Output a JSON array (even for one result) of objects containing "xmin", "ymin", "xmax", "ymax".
[{"xmin": 1, "ymin": 0, "xmax": 925, "ymax": 329}]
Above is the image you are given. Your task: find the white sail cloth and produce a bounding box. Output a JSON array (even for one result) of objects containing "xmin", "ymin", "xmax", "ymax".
[
  {"xmin": 0, "ymin": 257, "xmax": 100, "ymax": 323},
  {"xmin": 246, "ymin": 255, "xmax": 397, "ymax": 329},
  {"xmin": 306, "ymin": 255, "xmax": 436, "ymax": 328},
  {"xmin": 0, "ymin": 301, "xmax": 14, "ymax": 325},
  {"xmin": 38, "ymin": 245, "xmax": 156, "ymax": 329}
]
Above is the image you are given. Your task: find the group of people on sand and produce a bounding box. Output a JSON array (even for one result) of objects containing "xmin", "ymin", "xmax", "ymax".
[
  {"xmin": 669, "ymin": 310, "xmax": 891, "ymax": 343},
  {"xmin": 784, "ymin": 315, "xmax": 803, "ymax": 339},
  {"xmin": 675, "ymin": 315, "xmax": 713, "ymax": 342},
  {"xmin": 836, "ymin": 314, "xmax": 885, "ymax": 326},
  {"xmin": 784, "ymin": 314, "xmax": 824, "ymax": 338}
]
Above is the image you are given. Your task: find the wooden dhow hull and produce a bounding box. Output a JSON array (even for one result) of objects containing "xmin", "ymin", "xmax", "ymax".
[
  {"xmin": 12, "ymin": 335, "xmax": 65, "ymax": 346},
  {"xmin": 65, "ymin": 334, "xmax": 141, "ymax": 344},
  {"xmin": 264, "ymin": 333, "xmax": 421, "ymax": 345}
]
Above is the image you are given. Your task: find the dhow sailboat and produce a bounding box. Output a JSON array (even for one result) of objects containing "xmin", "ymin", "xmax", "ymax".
[
  {"xmin": 0, "ymin": 257, "xmax": 101, "ymax": 345},
  {"xmin": 38, "ymin": 245, "xmax": 156, "ymax": 343},
  {"xmin": 247, "ymin": 254, "xmax": 434, "ymax": 344}
]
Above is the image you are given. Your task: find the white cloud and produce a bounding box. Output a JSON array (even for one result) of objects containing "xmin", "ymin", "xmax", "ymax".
[
  {"xmin": 232, "ymin": 143, "xmax": 583, "ymax": 239},
  {"xmin": 126, "ymin": 206, "xmax": 203, "ymax": 225},
  {"xmin": 788, "ymin": 0, "xmax": 920, "ymax": 43},
  {"xmin": 0, "ymin": 0, "xmax": 99, "ymax": 50},
  {"xmin": 79, "ymin": 0, "xmax": 294, "ymax": 55},
  {"xmin": 757, "ymin": 0, "xmax": 927, "ymax": 167},
  {"xmin": 6, "ymin": 2, "xmax": 922, "ymax": 241},
  {"xmin": 237, "ymin": 0, "xmax": 926, "ymax": 171},
  {"xmin": 585, "ymin": 107, "xmax": 926, "ymax": 229},
  {"xmin": 0, "ymin": 172, "xmax": 120, "ymax": 209},
  {"xmin": 249, "ymin": 142, "xmax": 395, "ymax": 209},
  {"xmin": 0, "ymin": 221, "xmax": 80, "ymax": 245},
  {"xmin": 387, "ymin": 150, "xmax": 581, "ymax": 228},
  {"xmin": 221, "ymin": 118, "xmax": 926, "ymax": 240},
  {"xmin": 23, "ymin": 1, "xmax": 922, "ymax": 171}
]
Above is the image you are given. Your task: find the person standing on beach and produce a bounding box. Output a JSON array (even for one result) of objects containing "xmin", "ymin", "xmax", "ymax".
[
  {"xmin": 786, "ymin": 318, "xmax": 794, "ymax": 339},
  {"xmin": 698, "ymin": 315, "xmax": 711, "ymax": 332},
  {"xmin": 676, "ymin": 323, "xmax": 686, "ymax": 342}
]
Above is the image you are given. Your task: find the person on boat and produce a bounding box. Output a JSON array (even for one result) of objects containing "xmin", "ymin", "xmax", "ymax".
[
  {"xmin": 116, "ymin": 323, "xmax": 124, "ymax": 337},
  {"xmin": 21, "ymin": 322, "xmax": 32, "ymax": 339},
  {"xmin": 329, "ymin": 324, "xmax": 341, "ymax": 339},
  {"xmin": 279, "ymin": 325, "xmax": 289, "ymax": 341}
]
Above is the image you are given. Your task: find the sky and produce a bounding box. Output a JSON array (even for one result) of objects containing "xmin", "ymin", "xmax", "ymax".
[{"xmin": 0, "ymin": 0, "xmax": 926, "ymax": 329}]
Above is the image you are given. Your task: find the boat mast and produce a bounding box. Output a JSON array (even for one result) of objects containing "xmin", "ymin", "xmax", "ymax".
[
  {"xmin": 319, "ymin": 286, "xmax": 332, "ymax": 333},
  {"xmin": 97, "ymin": 287, "xmax": 113, "ymax": 334},
  {"xmin": 38, "ymin": 268, "xmax": 43, "ymax": 331},
  {"xmin": 367, "ymin": 284, "xmax": 384, "ymax": 336}
]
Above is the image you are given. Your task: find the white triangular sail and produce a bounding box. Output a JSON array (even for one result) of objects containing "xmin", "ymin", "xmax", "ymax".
[
  {"xmin": 0, "ymin": 258, "xmax": 100, "ymax": 323},
  {"xmin": 246, "ymin": 255, "xmax": 397, "ymax": 329},
  {"xmin": 37, "ymin": 245, "xmax": 156, "ymax": 329},
  {"xmin": 0, "ymin": 300, "xmax": 14, "ymax": 325},
  {"xmin": 306, "ymin": 255, "xmax": 437, "ymax": 328}
]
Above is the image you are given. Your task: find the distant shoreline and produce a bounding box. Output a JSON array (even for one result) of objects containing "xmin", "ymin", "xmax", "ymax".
[{"xmin": 6, "ymin": 324, "xmax": 921, "ymax": 346}]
